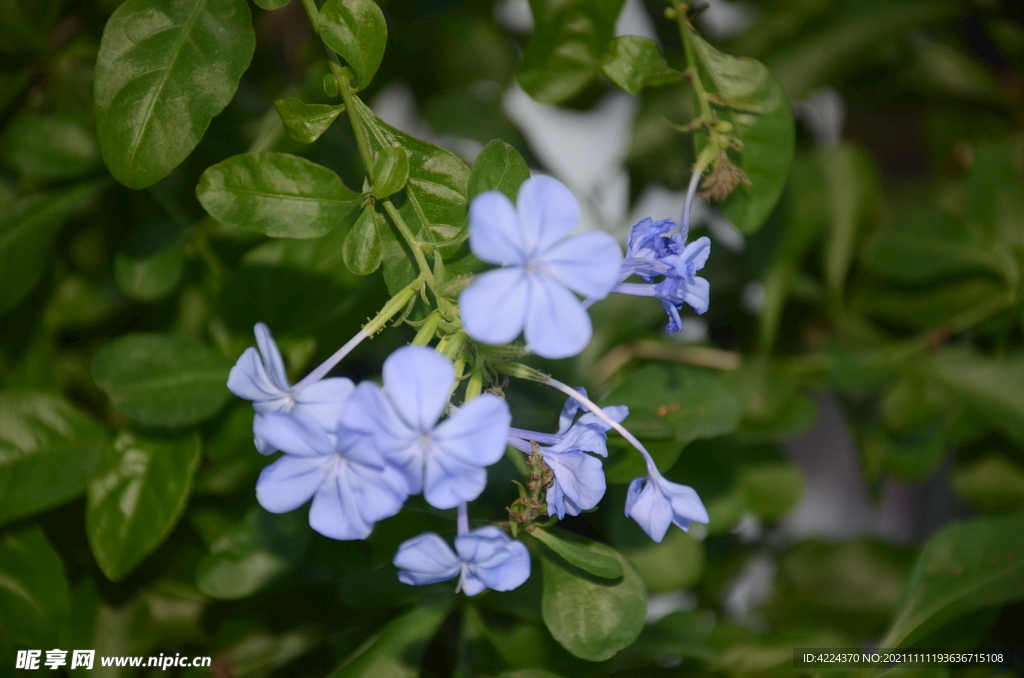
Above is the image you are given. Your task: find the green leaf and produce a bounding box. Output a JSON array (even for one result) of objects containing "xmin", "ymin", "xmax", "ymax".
[
  {"xmin": 197, "ymin": 151, "xmax": 361, "ymax": 238},
  {"xmin": 351, "ymin": 97, "xmax": 470, "ymax": 293},
  {"xmin": 254, "ymin": 0, "xmax": 290, "ymax": 9},
  {"xmin": 319, "ymin": 0, "xmax": 387, "ymax": 91},
  {"xmin": 343, "ymin": 204, "xmax": 384, "ymax": 276},
  {"xmin": 516, "ymin": 0, "xmax": 625, "ymax": 104},
  {"xmin": 0, "ymin": 524, "xmax": 71, "ymax": 660},
  {"xmin": 0, "ymin": 115, "xmax": 99, "ymax": 179},
  {"xmin": 114, "ymin": 242, "xmax": 185, "ymax": 302},
  {"xmin": 530, "ymin": 528, "xmax": 623, "ymax": 579},
  {"xmin": 967, "ymin": 141, "xmax": 1024, "ymax": 252},
  {"xmin": 92, "ymin": 333, "xmax": 234, "ymax": 427},
  {"xmin": 468, "ymin": 139, "xmax": 531, "ymax": 202},
  {"xmin": 196, "ymin": 507, "xmax": 310, "ymax": 600},
  {"xmin": 921, "ymin": 349, "xmax": 1024, "ymax": 445},
  {"xmin": 737, "ymin": 461, "xmax": 804, "ymax": 521},
  {"xmin": 689, "ymin": 31, "xmax": 795, "ymax": 234},
  {"xmin": 954, "ymin": 455, "xmax": 1024, "ymax": 515},
  {"xmin": 608, "ymin": 510, "xmax": 705, "ymax": 593},
  {"xmin": 819, "ymin": 144, "xmax": 880, "ymax": 298},
  {"xmin": 330, "ymin": 599, "xmax": 454, "ymax": 678},
  {"xmin": 274, "ymin": 97, "xmax": 345, "ymax": 143},
  {"xmin": 0, "ymin": 182, "xmax": 100, "ymax": 316},
  {"xmin": 540, "ymin": 542, "xmax": 646, "ymax": 661},
  {"xmin": 371, "ymin": 146, "xmax": 410, "ymax": 199},
  {"xmin": 0, "ymin": 391, "xmax": 108, "ymax": 526},
  {"xmin": 601, "ymin": 35, "xmax": 683, "ymax": 95},
  {"xmin": 603, "ymin": 364, "xmax": 742, "ymax": 482},
  {"xmin": 86, "ymin": 431, "xmax": 201, "ymax": 581},
  {"xmin": 881, "ymin": 513, "xmax": 1024, "ymax": 648},
  {"xmin": 94, "ymin": 0, "xmax": 256, "ymax": 189}
]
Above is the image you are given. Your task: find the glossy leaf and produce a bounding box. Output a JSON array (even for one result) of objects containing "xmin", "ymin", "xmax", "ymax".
[
  {"xmin": 331, "ymin": 598, "xmax": 454, "ymax": 678},
  {"xmin": 86, "ymin": 431, "xmax": 201, "ymax": 581},
  {"xmin": 881, "ymin": 513, "xmax": 1024, "ymax": 648},
  {"xmin": 274, "ymin": 97, "xmax": 345, "ymax": 144},
  {"xmin": 601, "ymin": 36, "xmax": 683, "ymax": 95},
  {"xmin": 530, "ymin": 528, "xmax": 623, "ymax": 580},
  {"xmin": 517, "ymin": 0, "xmax": 625, "ymax": 104},
  {"xmin": 0, "ymin": 115, "xmax": 99, "ymax": 179},
  {"xmin": 468, "ymin": 139, "xmax": 531, "ymax": 202},
  {"xmin": 196, "ymin": 507, "xmax": 310, "ymax": 600},
  {"xmin": 0, "ymin": 182, "xmax": 100, "ymax": 316},
  {"xmin": 94, "ymin": 0, "xmax": 256, "ymax": 188},
  {"xmin": 343, "ymin": 204, "xmax": 384, "ymax": 276},
  {"xmin": 540, "ymin": 543, "xmax": 646, "ymax": 661},
  {"xmin": 351, "ymin": 97, "xmax": 470, "ymax": 293},
  {"xmin": 0, "ymin": 524, "xmax": 71, "ymax": 661},
  {"xmin": 603, "ymin": 364, "xmax": 742, "ymax": 482},
  {"xmin": 114, "ymin": 242, "xmax": 185, "ymax": 302},
  {"xmin": 689, "ymin": 30, "xmax": 795, "ymax": 234},
  {"xmin": 197, "ymin": 151, "xmax": 361, "ymax": 238},
  {"xmin": 92, "ymin": 333, "xmax": 234, "ymax": 427},
  {"xmin": 371, "ymin": 146, "xmax": 410, "ymax": 199},
  {"xmin": 319, "ymin": 0, "xmax": 387, "ymax": 91},
  {"xmin": 0, "ymin": 391, "xmax": 108, "ymax": 526},
  {"xmin": 953, "ymin": 456, "xmax": 1024, "ymax": 515}
]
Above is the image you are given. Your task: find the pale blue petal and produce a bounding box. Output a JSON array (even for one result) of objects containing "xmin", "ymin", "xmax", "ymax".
[
  {"xmin": 460, "ymin": 267, "xmax": 529, "ymax": 346},
  {"xmin": 459, "ymin": 568, "xmax": 487, "ymax": 596},
  {"xmin": 524, "ymin": 275, "xmax": 592, "ymax": 359},
  {"xmin": 308, "ymin": 462, "xmax": 373, "ymax": 540},
  {"xmin": 383, "ymin": 346, "xmax": 454, "ymax": 432},
  {"xmin": 423, "ymin": 452, "xmax": 487, "ymax": 509},
  {"xmin": 348, "ymin": 459, "xmax": 409, "ymax": 523},
  {"xmin": 342, "ymin": 383, "xmax": 423, "ymax": 493},
  {"xmin": 469, "ymin": 190, "xmax": 527, "ymax": 264},
  {"xmin": 433, "ymin": 394, "xmax": 511, "ymax": 467},
  {"xmin": 253, "ymin": 425, "xmax": 278, "ymax": 456},
  {"xmin": 394, "ymin": 533, "xmax": 461, "ymax": 585},
  {"xmin": 661, "ymin": 477, "xmax": 710, "ymax": 529},
  {"xmin": 255, "ymin": 453, "xmax": 331, "ymax": 513},
  {"xmin": 293, "ymin": 377, "xmax": 353, "ymax": 432},
  {"xmin": 254, "ymin": 323, "xmax": 290, "ymax": 391},
  {"xmin": 661, "ymin": 299, "xmax": 683, "ymax": 335},
  {"xmin": 624, "ymin": 477, "xmax": 674, "ymax": 543},
  {"xmin": 456, "ymin": 526, "xmax": 531, "ymax": 593},
  {"xmin": 516, "ymin": 176, "xmax": 579, "ymax": 256},
  {"xmin": 334, "ymin": 424, "xmax": 385, "ymax": 470},
  {"xmin": 684, "ymin": 277, "xmax": 710, "ymax": 314},
  {"xmin": 682, "ymin": 236, "xmax": 711, "ymax": 271},
  {"xmin": 253, "ymin": 412, "xmax": 335, "ymax": 457},
  {"xmin": 227, "ymin": 347, "xmax": 287, "ymax": 403},
  {"xmin": 539, "ymin": 231, "xmax": 623, "ymax": 299},
  {"xmin": 556, "ymin": 389, "xmax": 586, "ymax": 435},
  {"xmin": 543, "ymin": 450, "xmax": 606, "ymax": 518}
]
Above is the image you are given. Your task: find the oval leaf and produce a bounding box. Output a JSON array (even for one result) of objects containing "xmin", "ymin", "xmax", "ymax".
[
  {"xmin": 274, "ymin": 97, "xmax": 345, "ymax": 144},
  {"xmin": 371, "ymin": 146, "xmax": 410, "ymax": 199},
  {"xmin": 601, "ymin": 36, "xmax": 683, "ymax": 95},
  {"xmin": 881, "ymin": 513, "xmax": 1024, "ymax": 648},
  {"xmin": 94, "ymin": 0, "xmax": 256, "ymax": 189},
  {"xmin": 468, "ymin": 139, "xmax": 531, "ymax": 202},
  {"xmin": 196, "ymin": 151, "xmax": 360, "ymax": 238},
  {"xmin": 114, "ymin": 243, "xmax": 185, "ymax": 302},
  {"xmin": 530, "ymin": 528, "xmax": 623, "ymax": 580},
  {"xmin": 343, "ymin": 204, "xmax": 383, "ymax": 276},
  {"xmin": 196, "ymin": 507, "xmax": 310, "ymax": 600},
  {"xmin": 0, "ymin": 525, "xmax": 71, "ymax": 660},
  {"xmin": 331, "ymin": 599, "xmax": 454, "ymax": 678},
  {"xmin": 92, "ymin": 333, "xmax": 234, "ymax": 427},
  {"xmin": 0, "ymin": 391, "xmax": 108, "ymax": 526},
  {"xmin": 516, "ymin": 0, "xmax": 626, "ymax": 104},
  {"xmin": 319, "ymin": 0, "xmax": 387, "ymax": 91},
  {"xmin": 86, "ymin": 431, "xmax": 201, "ymax": 581},
  {"xmin": 689, "ymin": 30, "xmax": 795, "ymax": 234},
  {"xmin": 541, "ymin": 545, "xmax": 646, "ymax": 661}
]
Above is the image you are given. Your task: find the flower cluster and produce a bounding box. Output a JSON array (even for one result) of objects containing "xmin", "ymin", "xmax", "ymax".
[{"xmin": 228, "ymin": 175, "xmax": 711, "ymax": 595}]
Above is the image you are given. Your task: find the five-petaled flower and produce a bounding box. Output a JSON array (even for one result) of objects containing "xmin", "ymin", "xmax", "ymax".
[
  {"xmin": 612, "ymin": 217, "xmax": 711, "ymax": 335},
  {"xmin": 624, "ymin": 469, "xmax": 709, "ymax": 543},
  {"xmin": 508, "ymin": 390, "xmax": 628, "ymax": 519},
  {"xmin": 342, "ymin": 346, "xmax": 512, "ymax": 509},
  {"xmin": 459, "ymin": 176, "xmax": 623, "ymax": 359},
  {"xmin": 393, "ymin": 527, "xmax": 531, "ymax": 595},
  {"xmin": 228, "ymin": 323, "xmax": 352, "ymax": 454}
]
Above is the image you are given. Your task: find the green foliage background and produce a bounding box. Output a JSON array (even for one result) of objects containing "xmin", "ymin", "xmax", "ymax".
[{"xmin": 1, "ymin": 0, "xmax": 1024, "ymax": 676}]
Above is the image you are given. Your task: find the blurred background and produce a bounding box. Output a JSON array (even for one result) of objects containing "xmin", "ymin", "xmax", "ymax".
[{"xmin": 1, "ymin": 0, "xmax": 1023, "ymax": 676}]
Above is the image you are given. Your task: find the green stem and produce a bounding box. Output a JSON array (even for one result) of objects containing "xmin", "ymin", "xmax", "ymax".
[
  {"xmin": 411, "ymin": 311, "xmax": 440, "ymax": 346},
  {"xmin": 381, "ymin": 199, "xmax": 435, "ymax": 288},
  {"xmin": 364, "ymin": 282, "xmax": 419, "ymax": 336},
  {"xmin": 336, "ymin": 69, "xmax": 376, "ymax": 172}
]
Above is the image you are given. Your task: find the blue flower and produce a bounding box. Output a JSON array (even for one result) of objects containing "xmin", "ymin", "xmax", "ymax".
[
  {"xmin": 508, "ymin": 390, "xmax": 628, "ymax": 519},
  {"xmin": 459, "ymin": 176, "xmax": 623, "ymax": 359},
  {"xmin": 393, "ymin": 527, "xmax": 531, "ymax": 595},
  {"xmin": 252, "ymin": 411, "xmax": 408, "ymax": 540},
  {"xmin": 228, "ymin": 323, "xmax": 352, "ymax": 454},
  {"xmin": 624, "ymin": 470, "xmax": 709, "ymax": 543},
  {"xmin": 342, "ymin": 346, "xmax": 512, "ymax": 509},
  {"xmin": 613, "ymin": 218, "xmax": 711, "ymax": 335}
]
